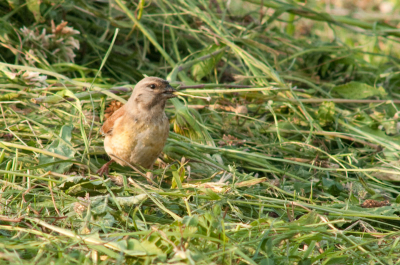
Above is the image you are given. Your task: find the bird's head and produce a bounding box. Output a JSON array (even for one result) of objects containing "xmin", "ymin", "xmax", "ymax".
[{"xmin": 129, "ymin": 77, "xmax": 177, "ymax": 111}]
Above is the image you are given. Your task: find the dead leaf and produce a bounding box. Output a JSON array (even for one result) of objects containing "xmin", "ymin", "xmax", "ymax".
[
  {"xmin": 104, "ymin": 100, "xmax": 123, "ymax": 120},
  {"xmin": 361, "ymin": 199, "xmax": 390, "ymax": 208}
]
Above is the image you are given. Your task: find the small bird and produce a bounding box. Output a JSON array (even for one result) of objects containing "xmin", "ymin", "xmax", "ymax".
[{"xmin": 97, "ymin": 77, "xmax": 176, "ymax": 176}]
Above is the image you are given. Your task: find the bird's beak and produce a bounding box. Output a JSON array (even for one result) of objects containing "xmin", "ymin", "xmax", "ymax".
[{"xmin": 163, "ymin": 84, "xmax": 177, "ymax": 98}]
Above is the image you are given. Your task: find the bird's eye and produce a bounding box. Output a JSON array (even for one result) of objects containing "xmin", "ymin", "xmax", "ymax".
[{"xmin": 149, "ymin": 84, "xmax": 156, "ymax": 89}]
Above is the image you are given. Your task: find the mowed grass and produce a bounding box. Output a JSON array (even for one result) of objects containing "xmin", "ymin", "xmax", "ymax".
[{"xmin": 1, "ymin": 0, "xmax": 400, "ymax": 264}]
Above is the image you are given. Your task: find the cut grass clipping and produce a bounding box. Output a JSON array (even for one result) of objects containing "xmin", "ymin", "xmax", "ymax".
[{"xmin": 1, "ymin": 0, "xmax": 400, "ymax": 264}]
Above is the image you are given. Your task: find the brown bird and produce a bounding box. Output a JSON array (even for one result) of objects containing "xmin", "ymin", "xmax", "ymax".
[{"xmin": 97, "ymin": 77, "xmax": 176, "ymax": 176}]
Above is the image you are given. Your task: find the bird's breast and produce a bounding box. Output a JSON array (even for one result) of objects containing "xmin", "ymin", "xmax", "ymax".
[{"xmin": 105, "ymin": 114, "xmax": 169, "ymax": 168}]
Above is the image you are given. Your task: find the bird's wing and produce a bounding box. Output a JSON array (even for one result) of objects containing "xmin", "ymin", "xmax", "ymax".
[{"xmin": 100, "ymin": 104, "xmax": 126, "ymax": 136}]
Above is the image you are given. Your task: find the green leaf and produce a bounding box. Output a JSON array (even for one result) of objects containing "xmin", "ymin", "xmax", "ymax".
[
  {"xmin": 317, "ymin": 101, "xmax": 335, "ymax": 125},
  {"xmin": 26, "ymin": 0, "xmax": 43, "ymax": 23},
  {"xmin": 96, "ymin": 212, "xmax": 115, "ymax": 228},
  {"xmin": 81, "ymin": 233, "xmax": 146, "ymax": 256},
  {"xmin": 171, "ymin": 98, "xmax": 216, "ymax": 146},
  {"xmin": 171, "ymin": 164, "xmax": 184, "ymax": 190},
  {"xmin": 6, "ymin": 0, "xmax": 19, "ymax": 9},
  {"xmin": 38, "ymin": 125, "xmax": 76, "ymax": 173},
  {"xmin": 321, "ymin": 178, "xmax": 343, "ymax": 196},
  {"xmin": 213, "ymin": 204, "xmax": 221, "ymax": 217},
  {"xmin": 293, "ymin": 211, "xmax": 319, "ymax": 226},
  {"xmin": 112, "ymin": 194, "xmax": 148, "ymax": 207},
  {"xmin": 191, "ymin": 44, "xmax": 225, "ymax": 81},
  {"xmin": 298, "ymin": 259, "xmax": 312, "ymax": 265},
  {"xmin": 59, "ymin": 177, "xmax": 123, "ymax": 196},
  {"xmin": 127, "ymin": 238, "xmax": 165, "ymax": 258},
  {"xmin": 332, "ymin": 81, "xmax": 387, "ymax": 99},
  {"xmin": 205, "ymin": 188, "xmax": 221, "ymax": 200},
  {"xmin": 182, "ymin": 215, "xmax": 199, "ymax": 227}
]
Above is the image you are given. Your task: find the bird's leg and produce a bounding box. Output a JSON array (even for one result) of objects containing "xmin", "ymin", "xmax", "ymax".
[
  {"xmin": 97, "ymin": 160, "xmax": 114, "ymax": 177},
  {"xmin": 145, "ymin": 165, "xmax": 155, "ymax": 184},
  {"xmin": 146, "ymin": 172, "xmax": 154, "ymax": 183}
]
